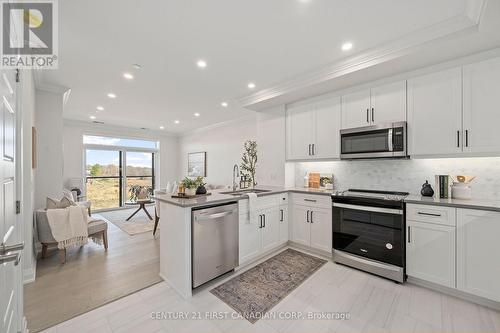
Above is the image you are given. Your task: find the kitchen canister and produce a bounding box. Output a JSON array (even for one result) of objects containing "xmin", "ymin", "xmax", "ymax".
[{"xmin": 451, "ymin": 182, "xmax": 472, "ymax": 200}]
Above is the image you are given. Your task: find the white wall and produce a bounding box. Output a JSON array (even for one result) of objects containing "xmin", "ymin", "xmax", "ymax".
[
  {"xmin": 34, "ymin": 89, "xmax": 64, "ymax": 209},
  {"xmin": 293, "ymin": 158, "xmax": 500, "ymax": 200},
  {"xmin": 62, "ymin": 120, "xmax": 178, "ymax": 191},
  {"xmin": 178, "ymin": 115, "xmax": 258, "ymax": 186}
]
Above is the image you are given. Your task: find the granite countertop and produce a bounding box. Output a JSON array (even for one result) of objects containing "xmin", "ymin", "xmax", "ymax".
[
  {"xmin": 154, "ymin": 186, "xmax": 335, "ymax": 208},
  {"xmin": 404, "ymin": 195, "xmax": 500, "ymax": 212}
]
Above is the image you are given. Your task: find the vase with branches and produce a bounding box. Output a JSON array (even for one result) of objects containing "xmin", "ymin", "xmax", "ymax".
[{"xmin": 240, "ymin": 140, "xmax": 257, "ymax": 187}]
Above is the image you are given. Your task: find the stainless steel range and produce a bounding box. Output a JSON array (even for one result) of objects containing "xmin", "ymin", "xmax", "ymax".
[{"xmin": 332, "ymin": 189, "xmax": 409, "ymax": 283}]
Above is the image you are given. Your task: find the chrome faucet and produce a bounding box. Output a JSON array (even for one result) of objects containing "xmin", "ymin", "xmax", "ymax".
[{"xmin": 232, "ymin": 164, "xmax": 240, "ymax": 191}]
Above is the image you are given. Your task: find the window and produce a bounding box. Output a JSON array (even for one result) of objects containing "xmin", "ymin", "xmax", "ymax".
[{"xmin": 84, "ymin": 136, "xmax": 158, "ymax": 210}]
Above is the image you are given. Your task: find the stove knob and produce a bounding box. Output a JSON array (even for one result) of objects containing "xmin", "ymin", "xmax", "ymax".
[{"xmin": 386, "ymin": 243, "xmax": 393, "ymax": 250}]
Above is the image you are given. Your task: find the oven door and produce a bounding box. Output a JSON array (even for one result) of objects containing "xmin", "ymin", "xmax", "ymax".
[{"xmin": 332, "ymin": 203, "xmax": 403, "ymax": 267}]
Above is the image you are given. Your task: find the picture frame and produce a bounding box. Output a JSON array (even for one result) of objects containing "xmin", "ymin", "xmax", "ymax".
[{"xmin": 188, "ymin": 152, "xmax": 206, "ymax": 177}]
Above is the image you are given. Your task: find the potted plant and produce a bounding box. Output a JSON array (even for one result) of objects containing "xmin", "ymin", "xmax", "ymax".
[
  {"xmin": 241, "ymin": 140, "xmax": 258, "ymax": 187},
  {"xmin": 195, "ymin": 176, "xmax": 207, "ymax": 195},
  {"xmin": 181, "ymin": 177, "xmax": 198, "ymax": 196},
  {"xmin": 129, "ymin": 185, "xmax": 153, "ymax": 202}
]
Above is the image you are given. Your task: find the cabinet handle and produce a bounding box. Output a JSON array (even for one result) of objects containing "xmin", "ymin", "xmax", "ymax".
[
  {"xmin": 306, "ymin": 210, "xmax": 310, "ymax": 223},
  {"xmin": 457, "ymin": 130, "xmax": 460, "ymax": 148},
  {"xmin": 407, "ymin": 226, "xmax": 411, "ymax": 243},
  {"xmin": 371, "ymin": 108, "xmax": 374, "ymax": 122},
  {"xmin": 366, "ymin": 109, "xmax": 369, "ymax": 123},
  {"xmin": 304, "ymin": 199, "xmax": 317, "ymax": 203},
  {"xmin": 465, "ymin": 130, "xmax": 469, "ymax": 147},
  {"xmin": 312, "ymin": 144, "xmax": 315, "ymax": 155},
  {"xmin": 417, "ymin": 212, "xmax": 441, "ymax": 217},
  {"xmin": 280, "ymin": 209, "xmax": 283, "ymax": 222},
  {"xmin": 263, "ymin": 214, "xmax": 266, "ymax": 228},
  {"xmin": 259, "ymin": 215, "xmax": 263, "ymax": 228},
  {"xmin": 310, "ymin": 211, "xmax": 314, "ymax": 223},
  {"xmin": 308, "ymin": 144, "xmax": 311, "ymax": 156}
]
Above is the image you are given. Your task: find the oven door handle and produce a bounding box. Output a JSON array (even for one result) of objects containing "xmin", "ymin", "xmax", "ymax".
[{"xmin": 332, "ymin": 203, "xmax": 403, "ymax": 215}]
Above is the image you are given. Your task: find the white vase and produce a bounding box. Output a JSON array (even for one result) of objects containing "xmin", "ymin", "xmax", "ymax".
[{"xmin": 185, "ymin": 187, "xmax": 196, "ymax": 196}]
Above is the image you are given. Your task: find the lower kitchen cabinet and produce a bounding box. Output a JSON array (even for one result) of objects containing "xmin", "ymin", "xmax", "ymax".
[
  {"xmin": 457, "ymin": 209, "xmax": 500, "ymax": 302},
  {"xmin": 406, "ymin": 220, "xmax": 456, "ymax": 288},
  {"xmin": 260, "ymin": 207, "xmax": 280, "ymax": 252},
  {"xmin": 291, "ymin": 203, "xmax": 332, "ymax": 253},
  {"xmin": 239, "ymin": 212, "xmax": 261, "ymax": 264}
]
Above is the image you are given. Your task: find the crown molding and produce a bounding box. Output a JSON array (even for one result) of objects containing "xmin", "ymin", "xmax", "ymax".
[{"xmin": 239, "ymin": 0, "xmax": 487, "ymax": 111}]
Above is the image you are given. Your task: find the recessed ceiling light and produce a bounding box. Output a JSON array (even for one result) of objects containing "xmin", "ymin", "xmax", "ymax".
[
  {"xmin": 159, "ymin": 125, "xmax": 165, "ymax": 130},
  {"xmin": 341, "ymin": 42, "xmax": 353, "ymax": 51},
  {"xmin": 132, "ymin": 64, "xmax": 142, "ymax": 69},
  {"xmin": 221, "ymin": 102, "xmax": 228, "ymax": 107},
  {"xmin": 194, "ymin": 113, "xmax": 200, "ymax": 117},
  {"xmin": 196, "ymin": 60, "xmax": 207, "ymax": 68},
  {"xmin": 123, "ymin": 72, "xmax": 134, "ymax": 80},
  {"xmin": 107, "ymin": 93, "xmax": 116, "ymax": 99},
  {"xmin": 174, "ymin": 120, "xmax": 180, "ymax": 124},
  {"xmin": 96, "ymin": 106, "xmax": 104, "ymax": 111},
  {"xmin": 90, "ymin": 115, "xmax": 96, "ymax": 120},
  {"xmin": 247, "ymin": 82, "xmax": 256, "ymax": 89}
]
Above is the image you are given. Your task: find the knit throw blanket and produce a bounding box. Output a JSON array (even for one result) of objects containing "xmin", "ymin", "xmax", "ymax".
[{"xmin": 46, "ymin": 206, "xmax": 89, "ymax": 249}]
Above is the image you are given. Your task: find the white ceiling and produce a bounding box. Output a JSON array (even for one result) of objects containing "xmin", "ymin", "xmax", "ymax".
[{"xmin": 39, "ymin": 0, "xmax": 475, "ymax": 133}]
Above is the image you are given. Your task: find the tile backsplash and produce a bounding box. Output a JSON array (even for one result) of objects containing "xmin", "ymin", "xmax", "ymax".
[{"xmin": 293, "ymin": 157, "xmax": 500, "ymax": 200}]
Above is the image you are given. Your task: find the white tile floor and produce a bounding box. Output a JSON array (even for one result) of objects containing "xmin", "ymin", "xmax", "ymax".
[{"xmin": 40, "ymin": 257, "xmax": 500, "ymax": 333}]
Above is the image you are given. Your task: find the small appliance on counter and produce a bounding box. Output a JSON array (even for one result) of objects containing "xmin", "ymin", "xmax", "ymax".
[{"xmin": 451, "ymin": 175, "xmax": 475, "ymax": 200}]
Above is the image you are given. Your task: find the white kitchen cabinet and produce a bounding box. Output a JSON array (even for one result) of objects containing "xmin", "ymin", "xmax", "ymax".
[
  {"xmin": 370, "ymin": 81, "xmax": 407, "ymax": 125},
  {"xmin": 407, "ymin": 67, "xmax": 462, "ymax": 156},
  {"xmin": 457, "ymin": 209, "xmax": 500, "ymax": 302},
  {"xmin": 291, "ymin": 205, "xmax": 310, "ymax": 247},
  {"xmin": 341, "ymin": 89, "xmax": 371, "ymax": 129},
  {"xmin": 406, "ymin": 220, "xmax": 456, "ymax": 288},
  {"xmin": 309, "ymin": 207, "xmax": 332, "ymax": 253},
  {"xmin": 463, "ymin": 57, "xmax": 500, "ymax": 154},
  {"xmin": 260, "ymin": 207, "xmax": 280, "ymax": 253},
  {"xmin": 286, "ymin": 103, "xmax": 314, "ymax": 160},
  {"xmin": 239, "ymin": 212, "xmax": 261, "ymax": 265},
  {"xmin": 286, "ymin": 97, "xmax": 341, "ymax": 160},
  {"xmin": 279, "ymin": 205, "xmax": 289, "ymax": 245}
]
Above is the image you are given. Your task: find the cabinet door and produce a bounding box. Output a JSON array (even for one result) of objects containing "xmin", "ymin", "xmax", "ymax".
[
  {"xmin": 406, "ymin": 220, "xmax": 455, "ymax": 288},
  {"xmin": 313, "ymin": 97, "xmax": 341, "ymax": 159},
  {"xmin": 457, "ymin": 209, "xmax": 500, "ymax": 301},
  {"xmin": 407, "ymin": 68, "xmax": 462, "ymax": 156},
  {"xmin": 286, "ymin": 104, "xmax": 314, "ymax": 160},
  {"xmin": 341, "ymin": 89, "xmax": 371, "ymax": 129},
  {"xmin": 291, "ymin": 205, "xmax": 310, "ymax": 247},
  {"xmin": 238, "ymin": 213, "xmax": 261, "ymax": 265},
  {"xmin": 261, "ymin": 207, "xmax": 281, "ymax": 253},
  {"xmin": 279, "ymin": 205, "xmax": 289, "ymax": 245},
  {"xmin": 370, "ymin": 81, "xmax": 407, "ymax": 125},
  {"xmin": 463, "ymin": 57, "xmax": 500, "ymax": 154},
  {"xmin": 309, "ymin": 207, "xmax": 332, "ymax": 253}
]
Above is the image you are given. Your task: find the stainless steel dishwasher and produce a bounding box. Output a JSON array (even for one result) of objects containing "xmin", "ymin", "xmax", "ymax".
[{"xmin": 192, "ymin": 202, "xmax": 239, "ymax": 288}]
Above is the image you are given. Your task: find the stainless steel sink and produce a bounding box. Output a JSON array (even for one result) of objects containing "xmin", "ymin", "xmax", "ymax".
[{"xmin": 220, "ymin": 189, "xmax": 271, "ymax": 196}]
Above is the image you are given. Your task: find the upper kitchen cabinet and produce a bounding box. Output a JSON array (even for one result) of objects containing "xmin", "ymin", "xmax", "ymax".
[
  {"xmin": 407, "ymin": 67, "xmax": 462, "ymax": 156},
  {"xmin": 463, "ymin": 57, "xmax": 500, "ymax": 154},
  {"xmin": 286, "ymin": 97, "xmax": 341, "ymax": 160},
  {"xmin": 341, "ymin": 81, "xmax": 406, "ymax": 129}
]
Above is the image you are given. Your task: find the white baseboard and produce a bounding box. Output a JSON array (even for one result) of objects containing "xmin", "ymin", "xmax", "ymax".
[{"xmin": 288, "ymin": 241, "xmax": 333, "ymax": 260}]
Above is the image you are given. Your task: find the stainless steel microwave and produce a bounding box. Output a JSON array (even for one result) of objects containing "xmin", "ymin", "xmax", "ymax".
[{"xmin": 340, "ymin": 122, "xmax": 407, "ymax": 159}]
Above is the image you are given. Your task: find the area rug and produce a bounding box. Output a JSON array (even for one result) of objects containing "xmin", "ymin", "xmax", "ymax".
[
  {"xmin": 210, "ymin": 248, "xmax": 327, "ymax": 323},
  {"xmin": 99, "ymin": 207, "xmax": 156, "ymax": 236}
]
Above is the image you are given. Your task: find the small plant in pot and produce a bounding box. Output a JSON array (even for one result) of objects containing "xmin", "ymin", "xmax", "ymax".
[
  {"xmin": 181, "ymin": 177, "xmax": 198, "ymax": 196},
  {"xmin": 195, "ymin": 176, "xmax": 207, "ymax": 195}
]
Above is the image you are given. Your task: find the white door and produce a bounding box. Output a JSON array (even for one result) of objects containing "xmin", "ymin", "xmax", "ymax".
[
  {"xmin": 1, "ymin": 69, "xmax": 21, "ymax": 333},
  {"xmin": 341, "ymin": 89, "xmax": 370, "ymax": 129},
  {"xmin": 457, "ymin": 209, "xmax": 500, "ymax": 302},
  {"xmin": 406, "ymin": 220, "xmax": 455, "ymax": 288},
  {"xmin": 313, "ymin": 97, "xmax": 341, "ymax": 159},
  {"xmin": 370, "ymin": 81, "xmax": 407, "ymax": 125},
  {"xmin": 261, "ymin": 207, "xmax": 280, "ymax": 252},
  {"xmin": 291, "ymin": 205, "xmax": 310, "ymax": 247},
  {"xmin": 286, "ymin": 104, "xmax": 314, "ymax": 160},
  {"xmin": 278, "ymin": 205, "xmax": 288, "ymax": 245},
  {"xmin": 309, "ymin": 207, "xmax": 332, "ymax": 253},
  {"xmin": 407, "ymin": 67, "xmax": 462, "ymax": 156},
  {"xmin": 238, "ymin": 213, "xmax": 261, "ymax": 265},
  {"xmin": 463, "ymin": 57, "xmax": 500, "ymax": 154}
]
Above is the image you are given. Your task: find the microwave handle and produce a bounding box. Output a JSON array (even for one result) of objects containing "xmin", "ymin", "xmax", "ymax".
[{"xmin": 388, "ymin": 128, "xmax": 393, "ymax": 152}]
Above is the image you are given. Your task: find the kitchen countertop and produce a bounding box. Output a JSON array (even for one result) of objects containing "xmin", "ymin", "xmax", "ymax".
[
  {"xmin": 404, "ymin": 195, "xmax": 500, "ymax": 212},
  {"xmin": 154, "ymin": 186, "xmax": 335, "ymax": 208}
]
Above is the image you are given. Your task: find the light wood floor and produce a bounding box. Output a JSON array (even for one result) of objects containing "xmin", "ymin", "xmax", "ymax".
[
  {"xmin": 24, "ymin": 207, "xmax": 161, "ymax": 333},
  {"xmin": 39, "ymin": 250, "xmax": 500, "ymax": 333}
]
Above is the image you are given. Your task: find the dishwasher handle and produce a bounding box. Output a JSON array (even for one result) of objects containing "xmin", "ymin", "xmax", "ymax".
[{"xmin": 196, "ymin": 210, "xmax": 236, "ymax": 221}]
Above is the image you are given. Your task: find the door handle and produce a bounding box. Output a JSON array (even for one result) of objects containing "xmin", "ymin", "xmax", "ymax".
[
  {"xmin": 306, "ymin": 210, "xmax": 310, "ymax": 223},
  {"xmin": 259, "ymin": 215, "xmax": 263, "ymax": 228},
  {"xmin": 280, "ymin": 209, "xmax": 283, "ymax": 222},
  {"xmin": 0, "ymin": 242, "xmax": 24, "ymax": 255},
  {"xmin": 263, "ymin": 214, "xmax": 266, "ymax": 228},
  {"xmin": 457, "ymin": 130, "xmax": 460, "ymax": 148},
  {"xmin": 0, "ymin": 252, "xmax": 21, "ymax": 265},
  {"xmin": 371, "ymin": 108, "xmax": 374, "ymax": 122},
  {"xmin": 310, "ymin": 211, "xmax": 314, "ymax": 223},
  {"xmin": 407, "ymin": 226, "xmax": 411, "ymax": 243},
  {"xmin": 465, "ymin": 130, "xmax": 469, "ymax": 147},
  {"xmin": 366, "ymin": 109, "xmax": 369, "ymax": 123},
  {"xmin": 311, "ymin": 144, "xmax": 315, "ymax": 155}
]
